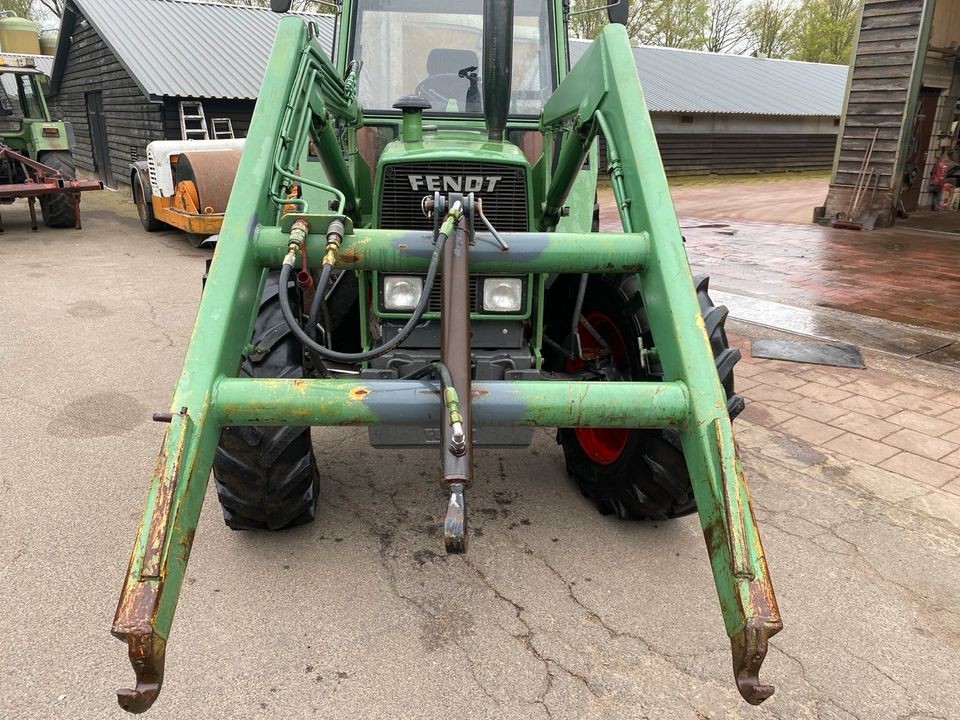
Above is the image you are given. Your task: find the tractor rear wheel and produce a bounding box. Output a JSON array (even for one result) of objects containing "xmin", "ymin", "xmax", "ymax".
[
  {"xmin": 212, "ymin": 271, "xmax": 320, "ymax": 530},
  {"xmin": 38, "ymin": 151, "xmax": 78, "ymax": 228},
  {"xmin": 554, "ymin": 273, "xmax": 743, "ymax": 521}
]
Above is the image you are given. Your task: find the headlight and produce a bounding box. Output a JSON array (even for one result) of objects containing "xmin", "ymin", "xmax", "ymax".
[
  {"xmin": 383, "ymin": 276, "xmax": 423, "ymax": 310},
  {"xmin": 482, "ymin": 277, "xmax": 523, "ymax": 313}
]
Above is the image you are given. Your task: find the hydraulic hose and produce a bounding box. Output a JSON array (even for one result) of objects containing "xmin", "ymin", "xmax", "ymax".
[{"xmin": 277, "ymin": 210, "xmax": 457, "ymax": 363}]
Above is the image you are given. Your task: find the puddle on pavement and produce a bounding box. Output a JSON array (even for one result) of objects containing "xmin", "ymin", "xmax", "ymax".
[{"xmin": 713, "ymin": 290, "xmax": 958, "ymax": 360}]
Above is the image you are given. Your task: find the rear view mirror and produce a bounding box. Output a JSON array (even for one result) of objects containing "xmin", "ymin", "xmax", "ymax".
[
  {"xmin": 607, "ymin": 0, "xmax": 629, "ymax": 25},
  {"xmin": 271, "ymin": 0, "xmax": 292, "ymax": 12}
]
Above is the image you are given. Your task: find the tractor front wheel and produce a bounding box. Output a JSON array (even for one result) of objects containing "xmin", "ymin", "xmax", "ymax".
[
  {"xmin": 38, "ymin": 151, "xmax": 79, "ymax": 228},
  {"xmin": 555, "ymin": 274, "xmax": 743, "ymax": 521},
  {"xmin": 212, "ymin": 271, "xmax": 320, "ymax": 530}
]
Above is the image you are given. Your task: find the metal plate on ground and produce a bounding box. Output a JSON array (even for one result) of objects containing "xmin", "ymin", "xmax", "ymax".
[{"xmin": 751, "ymin": 339, "xmax": 866, "ymax": 368}]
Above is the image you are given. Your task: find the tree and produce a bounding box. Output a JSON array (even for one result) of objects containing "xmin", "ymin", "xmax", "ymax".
[
  {"xmin": 568, "ymin": 0, "xmax": 653, "ymax": 42},
  {"xmin": 743, "ymin": 0, "xmax": 795, "ymax": 58},
  {"xmin": 0, "ymin": 0, "xmax": 37, "ymax": 21},
  {"xmin": 704, "ymin": 0, "xmax": 747, "ymax": 52},
  {"xmin": 33, "ymin": 0, "xmax": 62, "ymax": 18},
  {"xmin": 642, "ymin": 0, "xmax": 708, "ymax": 49},
  {"xmin": 790, "ymin": 0, "xmax": 858, "ymax": 64}
]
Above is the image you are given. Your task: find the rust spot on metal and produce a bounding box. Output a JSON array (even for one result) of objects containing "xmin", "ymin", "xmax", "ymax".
[
  {"xmin": 349, "ymin": 386, "xmax": 370, "ymax": 400},
  {"xmin": 339, "ymin": 247, "xmax": 363, "ymax": 264}
]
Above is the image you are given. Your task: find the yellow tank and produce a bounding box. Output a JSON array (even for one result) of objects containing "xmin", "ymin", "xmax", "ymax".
[
  {"xmin": 39, "ymin": 31, "xmax": 58, "ymax": 56},
  {"xmin": 0, "ymin": 16, "xmax": 41, "ymax": 56}
]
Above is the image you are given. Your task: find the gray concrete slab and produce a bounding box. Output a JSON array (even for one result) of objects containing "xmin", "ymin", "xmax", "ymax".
[{"xmin": 1, "ymin": 192, "xmax": 959, "ymax": 719}]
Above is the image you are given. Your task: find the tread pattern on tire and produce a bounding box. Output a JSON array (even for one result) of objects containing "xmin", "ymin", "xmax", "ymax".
[
  {"xmin": 557, "ymin": 273, "xmax": 743, "ymax": 521},
  {"xmin": 212, "ymin": 272, "xmax": 319, "ymax": 531},
  {"xmin": 38, "ymin": 151, "xmax": 79, "ymax": 228}
]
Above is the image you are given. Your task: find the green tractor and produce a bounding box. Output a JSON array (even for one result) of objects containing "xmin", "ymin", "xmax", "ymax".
[
  {"xmin": 0, "ymin": 56, "xmax": 100, "ymax": 229},
  {"xmin": 112, "ymin": 0, "xmax": 782, "ymax": 712}
]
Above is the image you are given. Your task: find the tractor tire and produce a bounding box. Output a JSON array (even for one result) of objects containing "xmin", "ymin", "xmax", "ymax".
[
  {"xmin": 212, "ymin": 271, "xmax": 320, "ymax": 530},
  {"xmin": 133, "ymin": 172, "xmax": 164, "ymax": 231},
  {"xmin": 554, "ymin": 273, "xmax": 743, "ymax": 521},
  {"xmin": 38, "ymin": 151, "xmax": 79, "ymax": 228}
]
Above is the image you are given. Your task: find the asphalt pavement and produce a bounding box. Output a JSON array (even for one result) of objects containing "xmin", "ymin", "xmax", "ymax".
[{"xmin": 1, "ymin": 191, "xmax": 958, "ymax": 720}]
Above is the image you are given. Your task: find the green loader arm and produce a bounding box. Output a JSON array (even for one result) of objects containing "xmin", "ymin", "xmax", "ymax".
[{"xmin": 541, "ymin": 24, "xmax": 782, "ymax": 703}]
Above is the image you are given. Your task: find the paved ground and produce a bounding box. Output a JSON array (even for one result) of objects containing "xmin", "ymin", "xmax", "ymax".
[
  {"xmin": 599, "ymin": 187, "xmax": 960, "ymax": 335},
  {"xmin": 2, "ymin": 190, "xmax": 960, "ymax": 719},
  {"xmin": 667, "ymin": 175, "xmax": 828, "ymax": 225}
]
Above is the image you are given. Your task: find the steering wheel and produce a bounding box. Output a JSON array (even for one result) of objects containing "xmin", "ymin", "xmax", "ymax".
[{"xmin": 414, "ymin": 73, "xmax": 464, "ymax": 108}]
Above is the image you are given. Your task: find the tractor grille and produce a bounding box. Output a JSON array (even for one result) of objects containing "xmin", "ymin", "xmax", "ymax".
[
  {"xmin": 428, "ymin": 276, "xmax": 480, "ymax": 313},
  {"xmin": 380, "ymin": 161, "xmax": 528, "ymax": 231}
]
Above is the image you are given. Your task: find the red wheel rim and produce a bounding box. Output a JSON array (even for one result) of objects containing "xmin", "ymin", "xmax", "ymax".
[{"xmin": 566, "ymin": 311, "xmax": 629, "ymax": 465}]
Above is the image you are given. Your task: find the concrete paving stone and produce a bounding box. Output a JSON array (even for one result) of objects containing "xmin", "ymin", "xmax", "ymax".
[
  {"xmin": 789, "ymin": 397, "xmax": 849, "ymax": 423},
  {"xmin": 938, "ymin": 407, "xmax": 960, "ymax": 426},
  {"xmin": 733, "ymin": 376, "xmax": 760, "ymax": 392},
  {"xmin": 943, "ymin": 427, "xmax": 960, "ymax": 445},
  {"xmin": 886, "ymin": 410, "xmax": 958, "ymax": 438},
  {"xmin": 742, "ymin": 384, "xmax": 804, "ymax": 405},
  {"xmin": 738, "ymin": 403, "xmax": 795, "ymax": 428},
  {"xmin": 797, "ymin": 368, "xmax": 847, "ymax": 387},
  {"xmin": 824, "ymin": 434, "xmax": 901, "ymax": 465},
  {"xmin": 838, "ymin": 395, "xmax": 902, "ymax": 420},
  {"xmin": 885, "ymin": 393, "xmax": 954, "ymax": 416},
  {"xmin": 838, "ymin": 380, "xmax": 902, "ymax": 402},
  {"xmin": 827, "ymin": 412, "xmax": 899, "ymax": 441},
  {"xmin": 776, "ymin": 416, "xmax": 845, "ymax": 446},
  {"xmin": 883, "ymin": 428, "xmax": 959, "ymax": 461},
  {"xmin": 942, "ymin": 448, "xmax": 960, "ymax": 470},
  {"xmin": 731, "ymin": 359, "xmax": 766, "ymax": 377},
  {"xmin": 879, "ymin": 452, "xmax": 960, "ymax": 487},
  {"xmin": 751, "ymin": 371, "xmax": 807, "ymax": 390},
  {"xmin": 943, "ymin": 477, "xmax": 960, "ymax": 496},
  {"xmin": 794, "ymin": 382, "xmax": 853, "ymax": 404},
  {"xmin": 888, "ymin": 379, "xmax": 947, "ymax": 399}
]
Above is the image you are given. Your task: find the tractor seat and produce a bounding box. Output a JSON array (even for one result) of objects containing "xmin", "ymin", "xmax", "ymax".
[{"xmin": 420, "ymin": 48, "xmax": 481, "ymax": 110}]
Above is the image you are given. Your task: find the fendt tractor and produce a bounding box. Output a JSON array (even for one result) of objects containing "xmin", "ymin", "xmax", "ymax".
[
  {"xmin": 111, "ymin": 0, "xmax": 782, "ymax": 712},
  {"xmin": 0, "ymin": 56, "xmax": 101, "ymax": 230}
]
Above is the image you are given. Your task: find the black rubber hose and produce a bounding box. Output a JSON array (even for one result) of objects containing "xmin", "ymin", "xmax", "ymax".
[
  {"xmin": 307, "ymin": 263, "xmax": 334, "ymax": 345},
  {"xmin": 278, "ymin": 229, "xmax": 449, "ymax": 363}
]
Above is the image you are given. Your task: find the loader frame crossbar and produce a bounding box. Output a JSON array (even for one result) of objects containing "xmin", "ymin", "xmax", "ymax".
[{"xmin": 112, "ymin": 18, "xmax": 780, "ymax": 713}]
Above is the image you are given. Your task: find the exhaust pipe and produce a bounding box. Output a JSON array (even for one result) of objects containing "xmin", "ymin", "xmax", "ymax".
[{"xmin": 483, "ymin": 0, "xmax": 514, "ymax": 141}]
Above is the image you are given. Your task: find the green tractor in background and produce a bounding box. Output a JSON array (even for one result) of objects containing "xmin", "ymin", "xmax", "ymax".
[
  {"xmin": 111, "ymin": 0, "xmax": 782, "ymax": 712},
  {"xmin": 0, "ymin": 56, "xmax": 100, "ymax": 229}
]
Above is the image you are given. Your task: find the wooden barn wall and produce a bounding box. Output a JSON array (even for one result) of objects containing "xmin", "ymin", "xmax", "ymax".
[
  {"xmin": 51, "ymin": 14, "xmax": 163, "ymax": 188},
  {"xmin": 161, "ymin": 98, "xmax": 255, "ymax": 141},
  {"xmin": 598, "ymin": 132, "xmax": 838, "ymax": 175},
  {"xmin": 833, "ymin": 0, "xmax": 926, "ymax": 190}
]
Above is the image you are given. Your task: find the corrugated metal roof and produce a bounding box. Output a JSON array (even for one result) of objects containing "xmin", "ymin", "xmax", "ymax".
[
  {"xmin": 52, "ymin": 1, "xmax": 845, "ymax": 116},
  {"xmin": 0, "ymin": 53, "xmax": 54, "ymax": 77},
  {"xmin": 60, "ymin": 0, "xmax": 334, "ymax": 100},
  {"xmin": 569, "ymin": 39, "xmax": 848, "ymax": 117}
]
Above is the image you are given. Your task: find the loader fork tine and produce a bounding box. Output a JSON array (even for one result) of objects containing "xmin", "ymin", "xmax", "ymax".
[
  {"xmin": 731, "ymin": 621, "xmax": 778, "ymax": 705},
  {"xmin": 115, "ymin": 631, "xmax": 166, "ymax": 713}
]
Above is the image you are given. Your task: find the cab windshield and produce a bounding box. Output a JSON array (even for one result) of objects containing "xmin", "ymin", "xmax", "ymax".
[
  {"xmin": 352, "ymin": 0, "xmax": 554, "ymax": 116},
  {"xmin": 0, "ymin": 72, "xmax": 45, "ymax": 121}
]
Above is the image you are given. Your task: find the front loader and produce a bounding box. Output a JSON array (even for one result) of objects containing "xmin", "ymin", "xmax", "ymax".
[{"xmin": 112, "ymin": 0, "xmax": 782, "ymax": 711}]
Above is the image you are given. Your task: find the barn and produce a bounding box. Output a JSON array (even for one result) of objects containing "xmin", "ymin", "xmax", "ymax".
[
  {"xmin": 48, "ymin": 0, "xmax": 846, "ymax": 189},
  {"xmin": 822, "ymin": 0, "xmax": 960, "ymax": 228},
  {"xmin": 48, "ymin": 0, "xmax": 331, "ymax": 188},
  {"xmin": 569, "ymin": 40, "xmax": 848, "ymax": 176}
]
